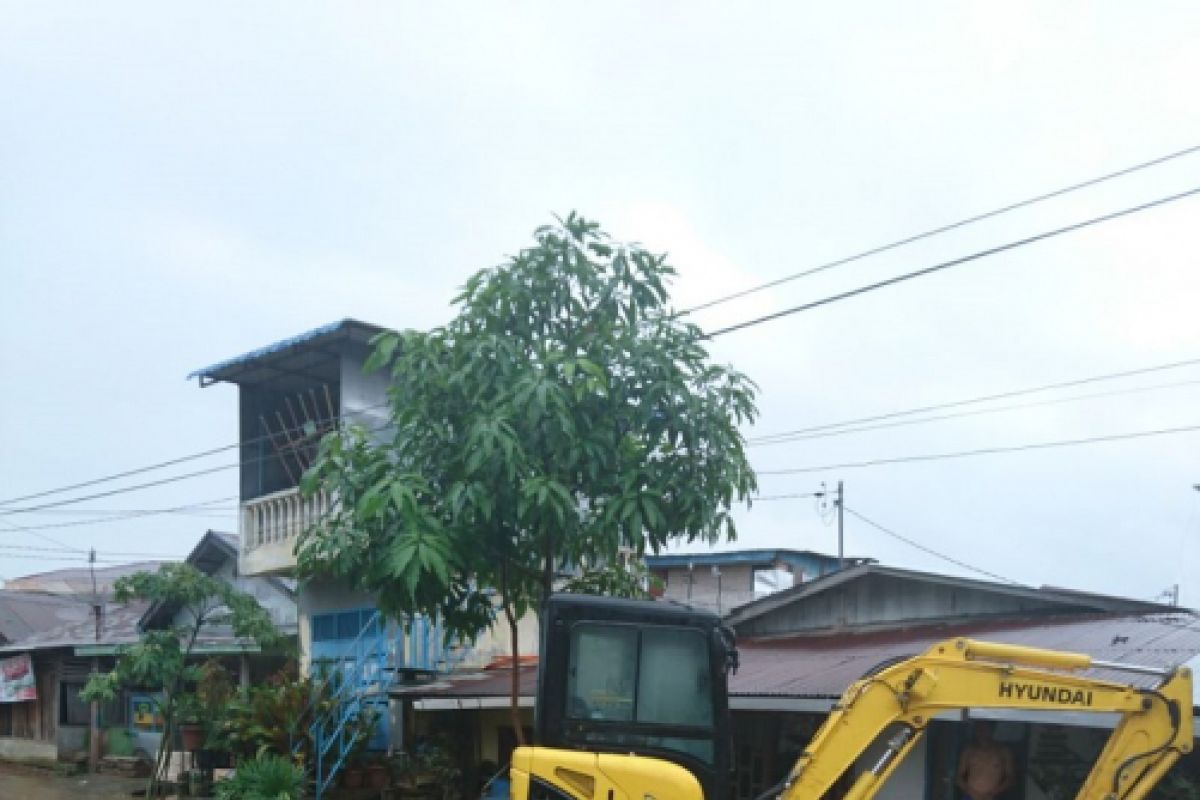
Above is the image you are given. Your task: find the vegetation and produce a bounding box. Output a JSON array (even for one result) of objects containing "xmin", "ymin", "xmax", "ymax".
[
  {"xmin": 299, "ymin": 213, "xmax": 758, "ymax": 738},
  {"xmin": 80, "ymin": 564, "xmax": 281, "ymax": 797},
  {"xmin": 215, "ymin": 750, "xmax": 307, "ymax": 800}
]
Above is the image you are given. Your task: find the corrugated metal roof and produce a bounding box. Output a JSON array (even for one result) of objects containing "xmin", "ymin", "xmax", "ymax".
[
  {"xmin": 0, "ymin": 600, "xmax": 150, "ymax": 653},
  {"xmin": 2, "ymin": 561, "xmax": 172, "ymax": 598},
  {"xmin": 725, "ymin": 563, "xmax": 1180, "ymax": 625},
  {"xmin": 0, "ymin": 591, "xmax": 94, "ymax": 643},
  {"xmin": 187, "ymin": 318, "xmax": 386, "ymax": 385},
  {"xmin": 394, "ymin": 612, "xmax": 1200, "ymax": 702}
]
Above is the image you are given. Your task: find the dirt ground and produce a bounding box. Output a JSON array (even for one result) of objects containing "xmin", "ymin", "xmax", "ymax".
[{"xmin": 0, "ymin": 766, "xmax": 146, "ymax": 799}]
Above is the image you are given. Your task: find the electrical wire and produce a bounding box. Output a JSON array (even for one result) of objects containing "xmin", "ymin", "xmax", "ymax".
[
  {"xmin": 706, "ymin": 186, "xmax": 1200, "ymax": 339},
  {"xmin": 0, "ymin": 542, "xmax": 182, "ymax": 559},
  {"xmin": 756, "ymin": 422, "xmax": 1200, "ymax": 475},
  {"xmin": 683, "ymin": 143, "xmax": 1200, "ymax": 316},
  {"xmin": 0, "ymin": 497, "xmax": 239, "ymax": 532},
  {"xmin": 0, "ymin": 401, "xmax": 390, "ymax": 507},
  {"xmin": 751, "ymin": 492, "xmax": 825, "ymax": 502},
  {"xmin": 749, "ymin": 357, "xmax": 1200, "ymax": 443},
  {"xmin": 7, "ymin": 175, "xmax": 1200, "ymax": 519},
  {"xmin": 749, "ymin": 377, "xmax": 1200, "ymax": 447},
  {"xmin": 0, "ymin": 515, "xmax": 86, "ymax": 553},
  {"xmin": 843, "ymin": 506, "xmax": 1022, "ymax": 585}
]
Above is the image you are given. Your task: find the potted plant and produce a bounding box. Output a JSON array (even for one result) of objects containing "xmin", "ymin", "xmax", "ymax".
[
  {"xmin": 365, "ymin": 754, "xmax": 390, "ymax": 789},
  {"xmin": 176, "ymin": 694, "xmax": 206, "ymax": 752}
]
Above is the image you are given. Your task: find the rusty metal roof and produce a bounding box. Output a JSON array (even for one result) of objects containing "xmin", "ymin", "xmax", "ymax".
[{"xmin": 394, "ymin": 612, "xmax": 1200, "ymax": 703}]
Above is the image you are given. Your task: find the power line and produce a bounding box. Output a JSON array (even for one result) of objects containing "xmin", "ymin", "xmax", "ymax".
[
  {"xmin": 749, "ymin": 377, "xmax": 1200, "ymax": 447},
  {"xmin": 843, "ymin": 506, "xmax": 1022, "ymax": 585},
  {"xmin": 706, "ymin": 186, "xmax": 1200, "ymax": 339},
  {"xmin": 682, "ymin": 143, "xmax": 1200, "ymax": 315},
  {"xmin": 0, "ymin": 497, "xmax": 239, "ymax": 532},
  {"xmin": 0, "ymin": 542, "xmax": 183, "ymax": 559},
  {"xmin": 14, "ymin": 506, "xmax": 238, "ymax": 516},
  {"xmin": 749, "ymin": 356, "xmax": 1200, "ymax": 443},
  {"xmin": 751, "ymin": 492, "xmax": 826, "ymax": 502},
  {"xmin": 0, "ymin": 465, "xmax": 241, "ymax": 516},
  {"xmin": 0, "ymin": 515, "xmax": 86, "ymax": 553},
  {"xmin": 0, "ymin": 401, "xmax": 390, "ymax": 507},
  {"xmin": 757, "ymin": 422, "xmax": 1200, "ymax": 475}
]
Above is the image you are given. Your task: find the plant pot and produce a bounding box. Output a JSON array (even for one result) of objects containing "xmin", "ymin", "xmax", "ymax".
[
  {"xmin": 342, "ymin": 767, "xmax": 365, "ymax": 789},
  {"xmin": 179, "ymin": 723, "xmax": 205, "ymax": 752},
  {"xmin": 366, "ymin": 762, "xmax": 390, "ymax": 789}
]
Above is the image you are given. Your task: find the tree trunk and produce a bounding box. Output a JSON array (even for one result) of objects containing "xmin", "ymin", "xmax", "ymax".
[
  {"xmin": 503, "ymin": 599, "xmax": 524, "ymax": 746},
  {"xmin": 498, "ymin": 556, "xmax": 525, "ymax": 747}
]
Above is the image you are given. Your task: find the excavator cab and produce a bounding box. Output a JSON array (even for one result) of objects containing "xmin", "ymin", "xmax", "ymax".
[{"xmin": 532, "ymin": 594, "xmax": 737, "ymax": 800}]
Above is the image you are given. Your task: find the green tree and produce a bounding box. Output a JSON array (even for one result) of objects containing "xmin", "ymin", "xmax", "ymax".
[
  {"xmin": 81, "ymin": 564, "xmax": 281, "ymax": 796},
  {"xmin": 298, "ymin": 213, "xmax": 757, "ymax": 739}
]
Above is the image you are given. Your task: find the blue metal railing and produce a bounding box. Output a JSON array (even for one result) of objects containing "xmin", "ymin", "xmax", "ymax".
[{"xmin": 307, "ymin": 612, "xmax": 468, "ymax": 799}]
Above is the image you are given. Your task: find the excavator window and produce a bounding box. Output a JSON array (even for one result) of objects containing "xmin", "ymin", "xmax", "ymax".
[
  {"xmin": 565, "ymin": 622, "xmax": 716, "ymax": 763},
  {"xmin": 536, "ymin": 594, "xmax": 734, "ymax": 800}
]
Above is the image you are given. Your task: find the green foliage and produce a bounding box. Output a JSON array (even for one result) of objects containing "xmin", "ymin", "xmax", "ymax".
[
  {"xmin": 218, "ymin": 666, "xmax": 376, "ymax": 771},
  {"xmin": 298, "ymin": 212, "xmax": 758, "ymax": 641},
  {"xmin": 80, "ymin": 564, "xmax": 282, "ymax": 796},
  {"xmin": 216, "ymin": 751, "xmax": 307, "ymax": 800},
  {"xmin": 219, "ymin": 667, "xmax": 318, "ymax": 762}
]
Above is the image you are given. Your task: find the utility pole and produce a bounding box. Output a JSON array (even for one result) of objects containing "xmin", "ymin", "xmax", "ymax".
[
  {"xmin": 836, "ymin": 481, "xmax": 844, "ymax": 570},
  {"xmin": 88, "ymin": 548, "xmax": 101, "ymax": 774}
]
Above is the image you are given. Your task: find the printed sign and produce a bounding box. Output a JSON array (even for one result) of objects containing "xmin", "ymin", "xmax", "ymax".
[{"xmin": 0, "ymin": 654, "xmax": 36, "ymax": 702}]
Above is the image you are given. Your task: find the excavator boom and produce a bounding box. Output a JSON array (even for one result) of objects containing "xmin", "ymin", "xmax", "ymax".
[
  {"xmin": 780, "ymin": 638, "xmax": 1192, "ymax": 800},
  {"xmin": 513, "ymin": 596, "xmax": 1194, "ymax": 800}
]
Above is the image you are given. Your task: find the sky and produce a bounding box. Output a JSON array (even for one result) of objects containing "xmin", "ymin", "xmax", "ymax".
[{"xmin": 2, "ymin": 3, "xmax": 1199, "ymax": 604}]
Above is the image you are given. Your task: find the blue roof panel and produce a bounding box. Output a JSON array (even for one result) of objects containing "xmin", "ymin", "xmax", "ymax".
[{"xmin": 187, "ymin": 318, "xmax": 382, "ymax": 382}]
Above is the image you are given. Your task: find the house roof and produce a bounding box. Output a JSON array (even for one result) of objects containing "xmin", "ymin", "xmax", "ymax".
[
  {"xmin": 644, "ymin": 549, "xmax": 870, "ymax": 570},
  {"xmin": 187, "ymin": 318, "xmax": 386, "ymax": 388},
  {"xmin": 0, "ymin": 600, "xmax": 151, "ymax": 654},
  {"xmin": 723, "ymin": 563, "xmax": 1181, "ymax": 627},
  {"xmin": 140, "ymin": 530, "xmax": 297, "ymax": 632},
  {"xmin": 1, "ymin": 561, "xmax": 173, "ymax": 598},
  {"xmin": 0, "ymin": 591, "xmax": 96, "ymax": 645},
  {"xmin": 394, "ymin": 611, "xmax": 1200, "ymax": 709}
]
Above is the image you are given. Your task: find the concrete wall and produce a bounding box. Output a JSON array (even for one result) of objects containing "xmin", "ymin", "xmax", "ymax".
[
  {"xmin": 0, "ymin": 736, "xmax": 57, "ymax": 763},
  {"xmin": 56, "ymin": 725, "xmax": 87, "ymax": 760},
  {"xmin": 340, "ymin": 346, "xmax": 391, "ymax": 435}
]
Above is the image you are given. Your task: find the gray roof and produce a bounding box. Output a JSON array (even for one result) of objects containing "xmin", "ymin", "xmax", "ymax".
[
  {"xmin": 0, "ymin": 599, "xmax": 149, "ymax": 653},
  {"xmin": 2, "ymin": 561, "xmax": 173, "ymax": 598},
  {"xmin": 0, "ymin": 591, "xmax": 95, "ymax": 644}
]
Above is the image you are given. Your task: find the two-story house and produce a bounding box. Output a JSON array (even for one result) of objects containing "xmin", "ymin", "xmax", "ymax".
[{"xmin": 189, "ymin": 320, "xmax": 537, "ymax": 772}]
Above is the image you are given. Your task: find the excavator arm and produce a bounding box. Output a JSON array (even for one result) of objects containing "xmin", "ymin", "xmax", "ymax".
[{"xmin": 778, "ymin": 638, "xmax": 1193, "ymax": 800}]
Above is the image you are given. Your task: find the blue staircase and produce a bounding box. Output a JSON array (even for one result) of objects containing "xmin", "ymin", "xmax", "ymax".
[{"xmin": 306, "ymin": 610, "xmax": 468, "ymax": 798}]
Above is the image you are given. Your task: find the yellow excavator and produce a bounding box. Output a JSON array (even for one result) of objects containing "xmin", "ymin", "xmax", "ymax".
[{"xmin": 511, "ymin": 594, "xmax": 1193, "ymax": 800}]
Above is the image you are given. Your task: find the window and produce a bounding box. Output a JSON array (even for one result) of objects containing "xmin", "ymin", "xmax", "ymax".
[
  {"xmin": 567, "ymin": 626, "xmax": 637, "ymax": 721},
  {"xmin": 566, "ymin": 623, "xmax": 716, "ymax": 765},
  {"xmin": 637, "ymin": 629, "xmax": 712, "ymax": 727}
]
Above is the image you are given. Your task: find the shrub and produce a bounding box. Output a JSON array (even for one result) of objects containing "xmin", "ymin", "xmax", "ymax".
[{"xmin": 215, "ymin": 752, "xmax": 306, "ymax": 800}]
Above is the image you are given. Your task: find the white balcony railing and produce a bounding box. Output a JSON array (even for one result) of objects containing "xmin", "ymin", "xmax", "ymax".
[{"xmin": 240, "ymin": 486, "xmax": 331, "ymax": 574}]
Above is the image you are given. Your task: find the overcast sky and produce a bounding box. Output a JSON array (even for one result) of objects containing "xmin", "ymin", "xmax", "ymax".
[{"xmin": 2, "ymin": 3, "xmax": 1198, "ymax": 604}]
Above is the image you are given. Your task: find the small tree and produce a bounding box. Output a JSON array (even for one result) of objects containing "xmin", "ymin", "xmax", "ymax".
[
  {"xmin": 81, "ymin": 564, "xmax": 280, "ymax": 796},
  {"xmin": 299, "ymin": 213, "xmax": 757, "ymax": 739}
]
